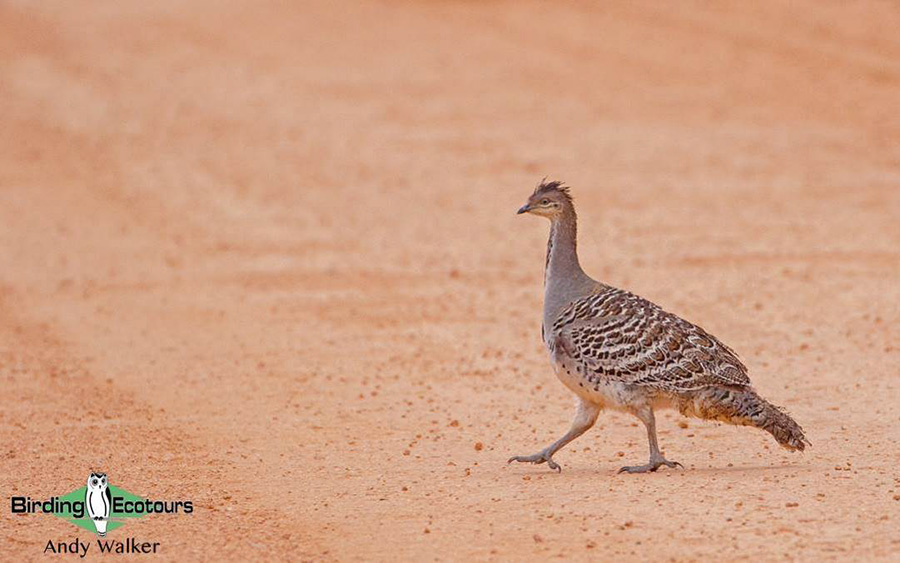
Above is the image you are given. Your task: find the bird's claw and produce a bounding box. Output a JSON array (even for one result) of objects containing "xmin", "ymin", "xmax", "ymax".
[
  {"xmin": 508, "ymin": 451, "xmax": 561, "ymax": 472},
  {"xmin": 618, "ymin": 457, "xmax": 683, "ymax": 474}
]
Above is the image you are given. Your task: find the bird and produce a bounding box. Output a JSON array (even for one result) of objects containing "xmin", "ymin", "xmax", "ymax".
[
  {"xmin": 85, "ymin": 472, "xmax": 111, "ymax": 536},
  {"xmin": 508, "ymin": 179, "xmax": 808, "ymax": 473}
]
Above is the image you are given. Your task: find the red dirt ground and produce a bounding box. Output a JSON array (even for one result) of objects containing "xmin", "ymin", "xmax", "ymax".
[{"xmin": 1, "ymin": 1, "xmax": 898, "ymax": 560}]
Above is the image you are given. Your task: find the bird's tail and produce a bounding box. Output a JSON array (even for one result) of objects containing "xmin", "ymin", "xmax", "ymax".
[{"xmin": 677, "ymin": 387, "xmax": 809, "ymax": 451}]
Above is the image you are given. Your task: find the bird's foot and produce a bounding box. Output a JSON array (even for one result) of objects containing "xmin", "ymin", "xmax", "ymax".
[
  {"xmin": 508, "ymin": 449, "xmax": 561, "ymax": 472},
  {"xmin": 617, "ymin": 455, "xmax": 683, "ymax": 474}
]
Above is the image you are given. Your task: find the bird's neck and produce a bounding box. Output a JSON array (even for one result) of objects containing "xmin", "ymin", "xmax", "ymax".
[{"xmin": 543, "ymin": 209, "xmax": 593, "ymax": 332}]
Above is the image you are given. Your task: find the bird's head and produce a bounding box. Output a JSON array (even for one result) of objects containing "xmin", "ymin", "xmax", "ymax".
[{"xmin": 517, "ymin": 179, "xmax": 573, "ymax": 220}]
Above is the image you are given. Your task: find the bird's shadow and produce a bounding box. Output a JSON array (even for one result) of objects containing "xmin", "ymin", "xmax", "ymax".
[{"xmin": 506, "ymin": 462, "xmax": 814, "ymax": 479}]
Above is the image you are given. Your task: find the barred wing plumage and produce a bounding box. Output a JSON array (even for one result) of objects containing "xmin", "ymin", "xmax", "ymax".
[{"xmin": 550, "ymin": 286, "xmax": 750, "ymax": 392}]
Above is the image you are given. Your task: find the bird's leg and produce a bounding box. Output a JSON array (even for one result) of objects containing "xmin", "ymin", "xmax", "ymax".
[
  {"xmin": 509, "ymin": 398, "xmax": 600, "ymax": 472},
  {"xmin": 618, "ymin": 405, "xmax": 683, "ymax": 474}
]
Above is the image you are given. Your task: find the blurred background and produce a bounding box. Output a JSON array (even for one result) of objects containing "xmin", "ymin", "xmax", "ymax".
[{"xmin": 1, "ymin": 1, "xmax": 898, "ymax": 559}]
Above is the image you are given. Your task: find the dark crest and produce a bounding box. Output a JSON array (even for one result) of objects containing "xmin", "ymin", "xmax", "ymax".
[{"xmin": 533, "ymin": 178, "xmax": 573, "ymax": 203}]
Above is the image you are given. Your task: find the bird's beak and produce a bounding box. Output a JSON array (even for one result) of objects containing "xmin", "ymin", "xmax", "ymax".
[{"xmin": 517, "ymin": 203, "xmax": 531, "ymax": 215}]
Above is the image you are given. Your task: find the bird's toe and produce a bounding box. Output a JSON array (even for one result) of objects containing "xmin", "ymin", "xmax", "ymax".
[
  {"xmin": 619, "ymin": 457, "xmax": 683, "ymax": 474},
  {"xmin": 508, "ymin": 451, "xmax": 560, "ymax": 472},
  {"xmin": 617, "ymin": 464, "xmax": 654, "ymax": 474}
]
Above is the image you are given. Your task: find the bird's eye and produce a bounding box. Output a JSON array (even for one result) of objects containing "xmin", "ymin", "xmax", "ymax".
[
  {"xmin": 92, "ymin": 480, "xmax": 98, "ymax": 486},
  {"xmin": 540, "ymin": 199, "xmax": 550, "ymax": 205}
]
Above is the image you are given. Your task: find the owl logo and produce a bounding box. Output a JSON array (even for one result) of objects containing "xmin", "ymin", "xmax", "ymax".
[{"xmin": 85, "ymin": 472, "xmax": 111, "ymax": 537}]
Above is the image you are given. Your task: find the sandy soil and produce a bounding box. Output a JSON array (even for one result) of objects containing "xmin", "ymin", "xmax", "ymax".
[{"xmin": 1, "ymin": 1, "xmax": 899, "ymax": 560}]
